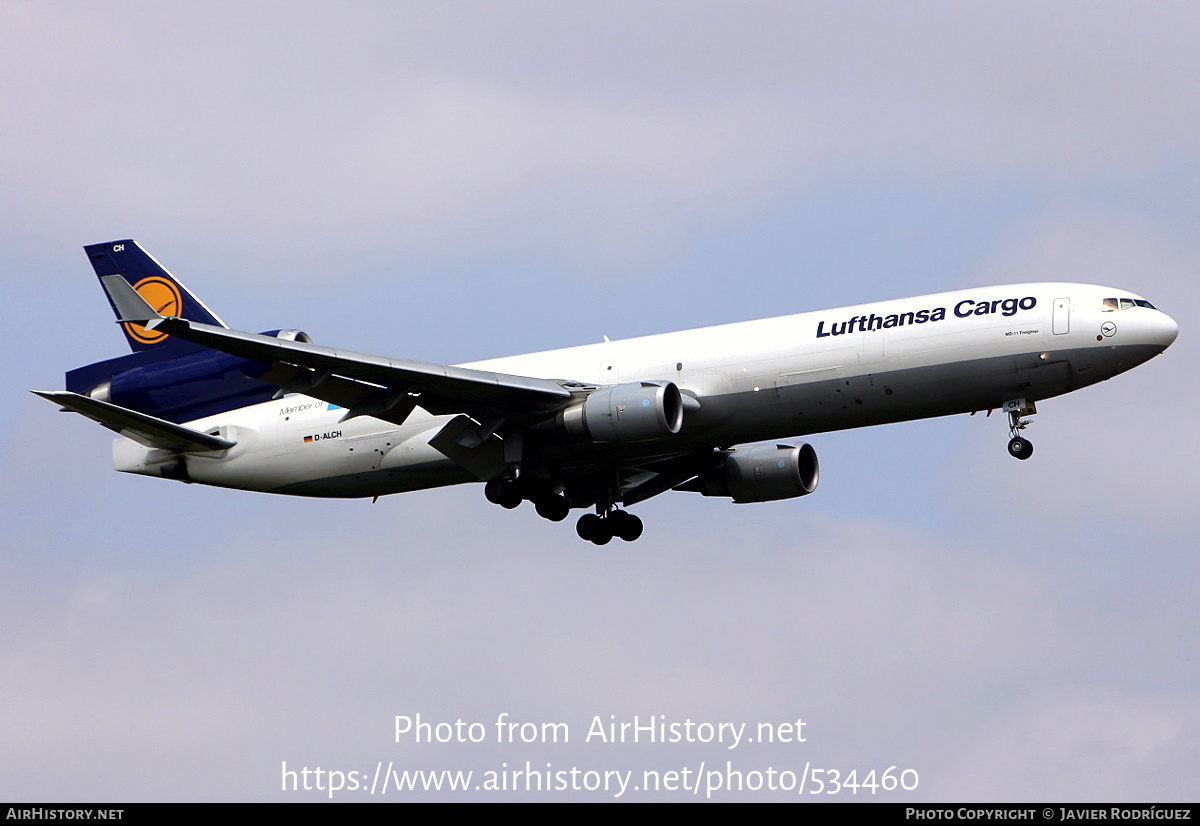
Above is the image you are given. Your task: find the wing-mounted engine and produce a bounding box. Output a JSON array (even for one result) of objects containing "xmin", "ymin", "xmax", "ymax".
[
  {"xmin": 682, "ymin": 442, "xmax": 819, "ymax": 503},
  {"xmin": 557, "ymin": 381, "xmax": 684, "ymax": 442}
]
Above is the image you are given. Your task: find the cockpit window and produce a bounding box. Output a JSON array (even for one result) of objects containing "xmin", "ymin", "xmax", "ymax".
[{"xmin": 1103, "ymin": 297, "xmax": 1157, "ymax": 311}]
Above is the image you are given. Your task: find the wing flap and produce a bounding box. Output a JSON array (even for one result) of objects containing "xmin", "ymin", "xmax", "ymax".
[
  {"xmin": 618, "ymin": 452, "xmax": 715, "ymax": 505},
  {"xmin": 257, "ymin": 363, "xmax": 419, "ymax": 426},
  {"xmin": 427, "ymin": 415, "xmax": 508, "ymax": 480}
]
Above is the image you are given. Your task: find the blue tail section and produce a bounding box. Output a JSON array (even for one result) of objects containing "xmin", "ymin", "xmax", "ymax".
[
  {"xmin": 84, "ymin": 239, "xmax": 227, "ymax": 356},
  {"xmin": 69, "ymin": 241, "xmax": 278, "ymax": 423}
]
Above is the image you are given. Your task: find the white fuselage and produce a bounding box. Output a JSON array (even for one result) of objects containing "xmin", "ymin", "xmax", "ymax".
[{"xmin": 114, "ymin": 282, "xmax": 1177, "ymax": 497}]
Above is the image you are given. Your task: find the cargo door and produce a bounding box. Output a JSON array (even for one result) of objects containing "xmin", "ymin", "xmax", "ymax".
[{"xmin": 1053, "ymin": 297, "xmax": 1070, "ymax": 335}]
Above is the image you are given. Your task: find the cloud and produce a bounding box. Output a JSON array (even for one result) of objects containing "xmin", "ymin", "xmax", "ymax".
[
  {"xmin": 3, "ymin": 2, "xmax": 1198, "ymax": 280},
  {"xmin": 935, "ymin": 692, "xmax": 1200, "ymax": 800},
  {"xmin": 2, "ymin": 482, "xmax": 1195, "ymax": 799}
]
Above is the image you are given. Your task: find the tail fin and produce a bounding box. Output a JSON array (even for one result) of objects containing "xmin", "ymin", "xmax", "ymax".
[
  {"xmin": 68, "ymin": 240, "xmax": 277, "ymax": 423},
  {"xmin": 84, "ymin": 240, "xmax": 227, "ymax": 354}
]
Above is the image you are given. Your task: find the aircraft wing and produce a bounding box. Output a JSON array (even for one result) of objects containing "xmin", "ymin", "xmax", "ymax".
[
  {"xmin": 32, "ymin": 390, "xmax": 236, "ymax": 452},
  {"xmin": 100, "ymin": 275, "xmax": 579, "ymax": 426}
]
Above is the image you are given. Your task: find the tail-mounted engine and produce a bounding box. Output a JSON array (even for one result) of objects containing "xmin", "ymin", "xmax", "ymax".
[
  {"xmin": 67, "ymin": 328, "xmax": 313, "ymax": 424},
  {"xmin": 558, "ymin": 381, "xmax": 684, "ymax": 442}
]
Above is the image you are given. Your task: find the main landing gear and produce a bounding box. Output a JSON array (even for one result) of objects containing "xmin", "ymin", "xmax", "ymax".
[
  {"xmin": 1003, "ymin": 399, "xmax": 1035, "ymax": 460},
  {"xmin": 485, "ymin": 469, "xmax": 646, "ymax": 544},
  {"xmin": 576, "ymin": 508, "xmax": 643, "ymax": 545},
  {"xmin": 484, "ymin": 474, "xmax": 570, "ymax": 521}
]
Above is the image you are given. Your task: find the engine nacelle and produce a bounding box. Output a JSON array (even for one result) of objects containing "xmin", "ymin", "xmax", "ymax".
[
  {"xmin": 558, "ymin": 381, "xmax": 684, "ymax": 442},
  {"xmin": 271, "ymin": 329, "xmax": 313, "ymax": 343},
  {"xmin": 696, "ymin": 442, "xmax": 819, "ymax": 503}
]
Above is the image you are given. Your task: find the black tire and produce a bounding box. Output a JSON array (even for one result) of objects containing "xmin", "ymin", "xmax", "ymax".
[
  {"xmin": 499, "ymin": 485, "xmax": 523, "ymax": 508},
  {"xmin": 615, "ymin": 513, "xmax": 643, "ymax": 542},
  {"xmin": 576, "ymin": 513, "xmax": 601, "ymax": 541},
  {"xmin": 484, "ymin": 477, "xmax": 507, "ymax": 505},
  {"xmin": 535, "ymin": 495, "xmax": 570, "ymax": 522},
  {"xmin": 1008, "ymin": 437, "xmax": 1033, "ymax": 460}
]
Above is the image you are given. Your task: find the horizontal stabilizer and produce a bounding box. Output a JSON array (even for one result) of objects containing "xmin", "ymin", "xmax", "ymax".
[{"xmin": 31, "ymin": 390, "xmax": 235, "ymax": 452}]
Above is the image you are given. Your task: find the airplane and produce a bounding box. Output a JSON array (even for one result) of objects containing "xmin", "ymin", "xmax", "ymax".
[{"xmin": 34, "ymin": 240, "xmax": 1178, "ymax": 545}]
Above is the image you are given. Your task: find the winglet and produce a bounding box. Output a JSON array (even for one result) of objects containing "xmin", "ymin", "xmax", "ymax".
[{"xmin": 100, "ymin": 274, "xmax": 162, "ymax": 326}]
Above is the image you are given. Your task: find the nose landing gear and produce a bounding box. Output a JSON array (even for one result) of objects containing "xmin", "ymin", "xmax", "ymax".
[
  {"xmin": 1003, "ymin": 399, "xmax": 1036, "ymax": 460},
  {"xmin": 1007, "ymin": 435, "xmax": 1033, "ymax": 460}
]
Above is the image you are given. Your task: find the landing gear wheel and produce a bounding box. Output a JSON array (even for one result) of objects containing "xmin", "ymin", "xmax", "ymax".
[
  {"xmin": 535, "ymin": 494, "xmax": 570, "ymax": 522},
  {"xmin": 611, "ymin": 511, "xmax": 643, "ymax": 542},
  {"xmin": 576, "ymin": 513, "xmax": 601, "ymax": 541},
  {"xmin": 485, "ymin": 477, "xmax": 523, "ymax": 508},
  {"xmin": 576, "ymin": 512, "xmax": 615, "ymax": 545},
  {"xmin": 1008, "ymin": 436, "xmax": 1033, "ymax": 460},
  {"xmin": 484, "ymin": 477, "xmax": 507, "ymax": 505},
  {"xmin": 589, "ymin": 519, "xmax": 613, "ymax": 545},
  {"xmin": 1004, "ymin": 401, "xmax": 1036, "ymax": 461}
]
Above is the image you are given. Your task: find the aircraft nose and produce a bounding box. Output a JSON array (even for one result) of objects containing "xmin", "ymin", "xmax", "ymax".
[{"xmin": 1155, "ymin": 311, "xmax": 1180, "ymax": 349}]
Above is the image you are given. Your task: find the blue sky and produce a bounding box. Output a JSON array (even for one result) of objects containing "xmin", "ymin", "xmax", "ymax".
[{"xmin": 2, "ymin": 1, "xmax": 1198, "ymax": 801}]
